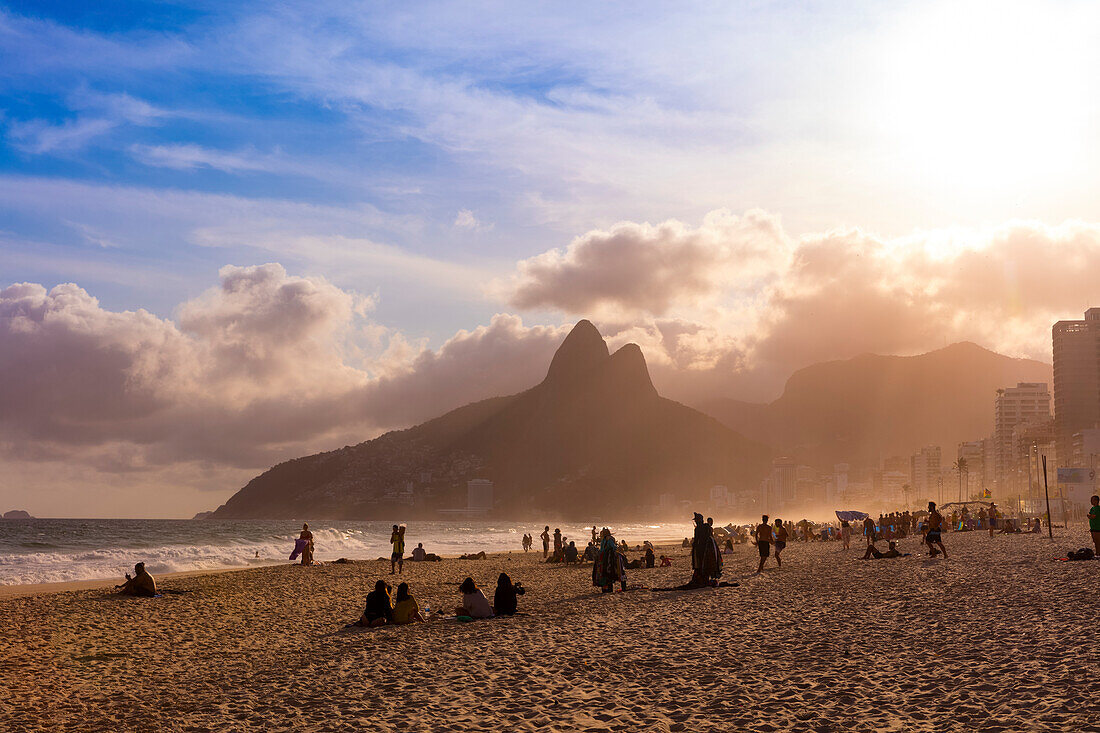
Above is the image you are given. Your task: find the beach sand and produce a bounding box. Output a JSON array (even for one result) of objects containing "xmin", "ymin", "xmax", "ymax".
[{"xmin": 2, "ymin": 530, "xmax": 1098, "ymax": 732}]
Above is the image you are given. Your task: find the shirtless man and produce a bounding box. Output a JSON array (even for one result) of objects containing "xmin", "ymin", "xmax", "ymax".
[
  {"xmin": 116, "ymin": 562, "xmax": 157, "ymax": 597},
  {"xmin": 541, "ymin": 526, "xmax": 550, "ymax": 559},
  {"xmin": 773, "ymin": 518, "xmax": 788, "ymax": 568},
  {"xmin": 925, "ymin": 501, "xmax": 948, "ymax": 558},
  {"xmin": 755, "ymin": 515, "xmax": 774, "ymax": 573}
]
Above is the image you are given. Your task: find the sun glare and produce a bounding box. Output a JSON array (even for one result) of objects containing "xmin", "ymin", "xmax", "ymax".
[{"xmin": 869, "ymin": 1, "xmax": 1095, "ymax": 191}]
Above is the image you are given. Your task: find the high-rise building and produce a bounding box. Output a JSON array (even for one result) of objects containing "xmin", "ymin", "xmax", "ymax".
[
  {"xmin": 910, "ymin": 445, "xmax": 942, "ymax": 499},
  {"xmin": 1053, "ymin": 309, "xmax": 1100, "ymax": 466},
  {"xmin": 760, "ymin": 457, "xmax": 796, "ymax": 512},
  {"xmin": 994, "ymin": 383, "xmax": 1051, "ymax": 488}
]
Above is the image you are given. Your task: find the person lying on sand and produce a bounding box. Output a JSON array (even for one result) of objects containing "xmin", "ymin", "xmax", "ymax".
[
  {"xmin": 392, "ymin": 582, "xmax": 425, "ymax": 624},
  {"xmin": 460, "ymin": 551, "xmax": 487, "ymax": 560},
  {"xmin": 862, "ymin": 540, "xmax": 906, "ymax": 559},
  {"xmin": 116, "ymin": 562, "xmax": 157, "ymax": 597},
  {"xmin": 454, "ymin": 577, "xmax": 494, "ymax": 618},
  {"xmin": 493, "ymin": 573, "xmax": 525, "ymax": 615},
  {"xmin": 352, "ymin": 580, "xmax": 393, "ymax": 627}
]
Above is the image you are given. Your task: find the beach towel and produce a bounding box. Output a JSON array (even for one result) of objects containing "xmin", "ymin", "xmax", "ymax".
[{"xmin": 290, "ymin": 537, "xmax": 308, "ymax": 561}]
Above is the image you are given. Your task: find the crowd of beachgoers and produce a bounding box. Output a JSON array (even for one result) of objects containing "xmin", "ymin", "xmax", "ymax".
[
  {"xmin": 112, "ymin": 495, "xmax": 1100, "ymax": 625},
  {"xmin": 8, "ymin": 496, "xmax": 1100, "ymax": 732}
]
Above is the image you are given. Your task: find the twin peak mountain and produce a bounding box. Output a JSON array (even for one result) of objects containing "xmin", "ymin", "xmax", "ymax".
[{"xmin": 211, "ymin": 321, "xmax": 768, "ymax": 519}]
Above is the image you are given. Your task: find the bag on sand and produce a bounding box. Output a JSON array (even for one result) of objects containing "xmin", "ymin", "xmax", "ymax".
[{"xmin": 1066, "ymin": 548, "xmax": 1095, "ymax": 561}]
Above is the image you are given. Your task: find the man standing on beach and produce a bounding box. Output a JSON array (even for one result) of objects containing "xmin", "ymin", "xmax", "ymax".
[
  {"xmin": 541, "ymin": 526, "xmax": 550, "ymax": 558},
  {"xmin": 755, "ymin": 515, "xmax": 774, "ymax": 573},
  {"xmin": 1088, "ymin": 495, "xmax": 1100, "ymax": 555},
  {"xmin": 925, "ymin": 502, "xmax": 947, "ymax": 558},
  {"xmin": 390, "ymin": 524, "xmax": 406, "ymax": 574},
  {"xmin": 863, "ymin": 515, "xmax": 876, "ymax": 547}
]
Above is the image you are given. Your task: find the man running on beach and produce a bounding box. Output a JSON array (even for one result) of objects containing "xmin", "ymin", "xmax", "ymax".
[
  {"xmin": 541, "ymin": 526, "xmax": 550, "ymax": 558},
  {"xmin": 925, "ymin": 502, "xmax": 947, "ymax": 558},
  {"xmin": 390, "ymin": 524, "xmax": 405, "ymax": 574},
  {"xmin": 755, "ymin": 515, "xmax": 774, "ymax": 573},
  {"xmin": 1088, "ymin": 495, "xmax": 1100, "ymax": 556}
]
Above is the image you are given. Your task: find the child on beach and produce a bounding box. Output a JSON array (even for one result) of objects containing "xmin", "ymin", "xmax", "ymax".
[{"xmin": 390, "ymin": 524, "xmax": 406, "ymax": 575}]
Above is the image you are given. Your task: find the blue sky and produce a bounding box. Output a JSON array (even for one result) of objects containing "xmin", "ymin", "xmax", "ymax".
[
  {"xmin": 4, "ymin": 1, "xmax": 1100, "ymax": 515},
  {"xmin": 3, "ymin": 0, "xmax": 1094, "ymax": 341}
]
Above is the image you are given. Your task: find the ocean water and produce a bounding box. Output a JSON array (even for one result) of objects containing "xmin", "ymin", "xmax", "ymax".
[{"xmin": 0, "ymin": 519, "xmax": 694, "ymax": 586}]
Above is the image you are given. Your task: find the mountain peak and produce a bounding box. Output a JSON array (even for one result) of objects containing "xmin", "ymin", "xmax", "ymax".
[
  {"xmin": 607, "ymin": 343, "xmax": 657, "ymax": 396},
  {"xmin": 544, "ymin": 320, "xmax": 610, "ymax": 384}
]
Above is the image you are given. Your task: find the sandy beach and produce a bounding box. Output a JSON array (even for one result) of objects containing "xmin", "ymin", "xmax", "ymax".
[{"xmin": 2, "ymin": 529, "xmax": 1099, "ymax": 732}]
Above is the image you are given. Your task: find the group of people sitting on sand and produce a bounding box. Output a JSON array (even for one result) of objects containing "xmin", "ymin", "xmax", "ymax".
[{"xmin": 349, "ymin": 573, "xmax": 525, "ymax": 627}]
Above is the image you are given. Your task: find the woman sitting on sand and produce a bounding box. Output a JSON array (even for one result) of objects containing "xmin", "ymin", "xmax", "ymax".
[
  {"xmin": 454, "ymin": 577, "xmax": 494, "ymax": 619},
  {"xmin": 392, "ymin": 582, "xmax": 425, "ymax": 624},
  {"xmin": 493, "ymin": 573, "xmax": 525, "ymax": 615},
  {"xmin": 353, "ymin": 580, "xmax": 394, "ymax": 627}
]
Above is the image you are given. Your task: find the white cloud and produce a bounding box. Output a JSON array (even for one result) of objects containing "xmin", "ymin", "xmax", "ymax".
[
  {"xmin": 129, "ymin": 144, "xmax": 275, "ymax": 173},
  {"xmin": 453, "ymin": 208, "xmax": 491, "ymax": 231}
]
